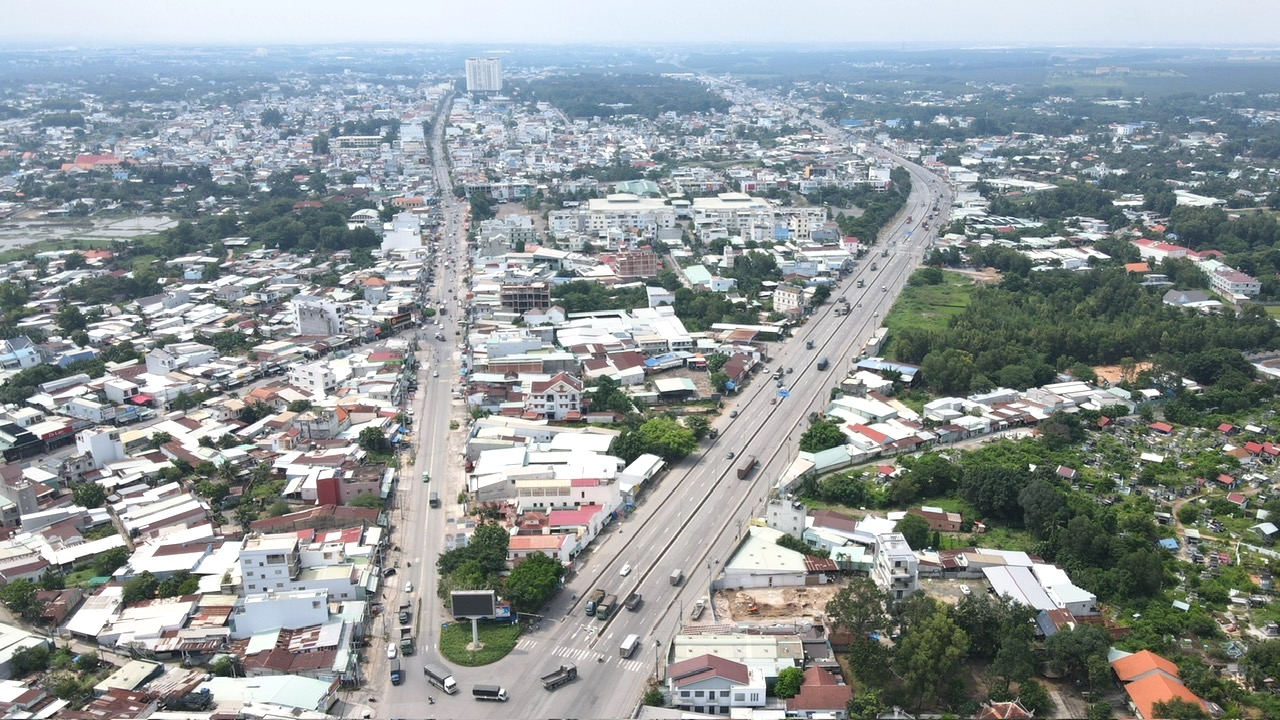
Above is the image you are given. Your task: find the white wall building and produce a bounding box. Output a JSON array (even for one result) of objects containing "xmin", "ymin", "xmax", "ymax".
[
  {"xmin": 872, "ymin": 532, "xmax": 918, "ymax": 600},
  {"xmin": 465, "ymin": 57, "xmax": 503, "ymax": 93}
]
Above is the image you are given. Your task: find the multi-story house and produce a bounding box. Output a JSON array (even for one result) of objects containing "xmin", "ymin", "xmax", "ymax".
[
  {"xmin": 525, "ymin": 373, "xmax": 583, "ymax": 421},
  {"xmin": 872, "ymin": 532, "xmax": 918, "ymax": 600}
]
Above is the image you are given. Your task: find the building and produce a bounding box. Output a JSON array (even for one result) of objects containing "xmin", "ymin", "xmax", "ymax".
[
  {"xmin": 667, "ymin": 654, "xmax": 765, "ymax": 716},
  {"xmin": 525, "ymin": 373, "xmax": 583, "ymax": 421},
  {"xmin": 499, "ymin": 282, "xmax": 552, "ymax": 313},
  {"xmin": 465, "ymin": 57, "xmax": 502, "ymax": 93},
  {"xmin": 1209, "ymin": 267, "xmax": 1261, "ymax": 297},
  {"xmin": 872, "ymin": 532, "xmax": 918, "ymax": 600},
  {"xmin": 908, "ymin": 506, "xmax": 962, "ymax": 532},
  {"xmin": 608, "ymin": 250, "xmax": 660, "ymax": 279},
  {"xmin": 773, "ymin": 284, "xmax": 804, "ymax": 315},
  {"xmin": 289, "ymin": 361, "xmax": 338, "ymax": 399}
]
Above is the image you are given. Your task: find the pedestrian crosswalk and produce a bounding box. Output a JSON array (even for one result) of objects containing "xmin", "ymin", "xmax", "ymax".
[{"xmin": 513, "ymin": 639, "xmax": 646, "ymax": 673}]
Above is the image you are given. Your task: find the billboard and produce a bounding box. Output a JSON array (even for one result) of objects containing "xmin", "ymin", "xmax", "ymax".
[{"xmin": 451, "ymin": 590, "xmax": 497, "ymax": 619}]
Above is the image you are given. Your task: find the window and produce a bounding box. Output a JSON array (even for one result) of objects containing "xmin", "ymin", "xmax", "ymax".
[
  {"xmin": 276, "ymin": 582, "xmax": 284, "ymax": 588},
  {"xmin": 734, "ymin": 693, "xmax": 745, "ymax": 702},
  {"xmin": 681, "ymin": 691, "xmax": 691, "ymax": 698},
  {"xmin": 266, "ymin": 553, "xmax": 287, "ymax": 565},
  {"xmin": 694, "ymin": 691, "xmax": 704, "ymax": 698},
  {"xmin": 750, "ymin": 693, "xmax": 760, "ymax": 702},
  {"xmin": 720, "ymin": 690, "xmax": 729, "ymax": 698}
]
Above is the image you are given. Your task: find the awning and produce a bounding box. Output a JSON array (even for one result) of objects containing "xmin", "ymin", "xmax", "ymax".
[{"xmin": 129, "ymin": 394, "xmax": 154, "ymax": 405}]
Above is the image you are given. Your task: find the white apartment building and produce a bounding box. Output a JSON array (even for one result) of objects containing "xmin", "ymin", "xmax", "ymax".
[
  {"xmin": 239, "ymin": 532, "xmax": 365, "ymax": 602},
  {"xmin": 872, "ymin": 532, "xmax": 919, "ymax": 600},
  {"xmin": 550, "ymin": 194, "xmax": 677, "ymax": 238},
  {"xmin": 75, "ymin": 427, "xmax": 126, "ymax": 468},
  {"xmin": 465, "ymin": 57, "xmax": 503, "ymax": 93},
  {"xmin": 1210, "ymin": 267, "xmax": 1261, "ymax": 297},
  {"xmin": 773, "ymin": 285, "xmax": 804, "ymax": 316},
  {"xmin": 289, "ymin": 361, "xmax": 338, "ymax": 399},
  {"xmin": 291, "ymin": 295, "xmax": 348, "ymax": 336}
]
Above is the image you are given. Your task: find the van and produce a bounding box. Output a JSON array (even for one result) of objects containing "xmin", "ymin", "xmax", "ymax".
[
  {"xmin": 670, "ymin": 569, "xmax": 684, "ymax": 586},
  {"xmin": 429, "ymin": 492, "xmax": 440, "ymax": 508},
  {"xmin": 620, "ymin": 633, "xmax": 640, "ymax": 658}
]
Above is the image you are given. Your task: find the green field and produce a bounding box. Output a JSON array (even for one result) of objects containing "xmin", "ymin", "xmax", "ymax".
[
  {"xmin": 438, "ymin": 620, "xmax": 522, "ymax": 666},
  {"xmin": 882, "ymin": 271, "xmax": 976, "ymax": 343}
]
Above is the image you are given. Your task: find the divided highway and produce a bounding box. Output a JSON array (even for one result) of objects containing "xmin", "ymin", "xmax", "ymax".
[{"xmin": 384, "ymin": 120, "xmax": 950, "ymax": 718}]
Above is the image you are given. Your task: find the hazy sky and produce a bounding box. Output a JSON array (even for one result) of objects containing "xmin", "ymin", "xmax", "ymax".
[{"xmin": 6, "ymin": 0, "xmax": 1280, "ymax": 47}]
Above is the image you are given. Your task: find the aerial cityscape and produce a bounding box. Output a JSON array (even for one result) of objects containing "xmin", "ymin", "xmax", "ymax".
[{"xmin": 3, "ymin": 4, "xmax": 1280, "ymax": 720}]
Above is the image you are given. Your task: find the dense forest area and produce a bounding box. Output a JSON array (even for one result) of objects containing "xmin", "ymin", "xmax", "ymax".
[
  {"xmin": 510, "ymin": 74, "xmax": 731, "ymax": 120},
  {"xmin": 890, "ymin": 268, "xmax": 1279, "ymax": 397}
]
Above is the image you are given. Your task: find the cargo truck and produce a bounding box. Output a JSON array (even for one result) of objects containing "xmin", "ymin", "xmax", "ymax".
[
  {"xmin": 624, "ymin": 591, "xmax": 643, "ymax": 611},
  {"xmin": 390, "ymin": 658, "xmax": 403, "ymax": 685},
  {"xmin": 399, "ymin": 632, "xmax": 415, "ymax": 656},
  {"xmin": 540, "ymin": 664, "xmax": 578, "ymax": 691},
  {"xmin": 737, "ymin": 455, "xmax": 758, "ymax": 479},
  {"xmin": 585, "ymin": 588, "xmax": 606, "ymax": 615},
  {"xmin": 423, "ymin": 662, "xmax": 458, "ymax": 694},
  {"xmin": 473, "ymin": 684, "xmax": 508, "ymax": 702},
  {"xmin": 620, "ymin": 633, "xmax": 640, "ymax": 658},
  {"xmin": 690, "ymin": 599, "xmax": 706, "ymax": 620},
  {"xmin": 596, "ymin": 594, "xmax": 618, "ymax": 619}
]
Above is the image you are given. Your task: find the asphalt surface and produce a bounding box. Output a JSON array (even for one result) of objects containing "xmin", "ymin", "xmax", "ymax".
[{"xmin": 378, "ymin": 105, "xmax": 951, "ymax": 718}]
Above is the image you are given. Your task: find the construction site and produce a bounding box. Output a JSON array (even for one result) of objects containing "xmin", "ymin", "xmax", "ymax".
[{"xmin": 701, "ymin": 585, "xmax": 844, "ymax": 625}]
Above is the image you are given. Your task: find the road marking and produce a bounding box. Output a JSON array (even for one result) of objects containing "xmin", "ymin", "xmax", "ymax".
[{"xmin": 516, "ymin": 639, "xmax": 538, "ymax": 651}]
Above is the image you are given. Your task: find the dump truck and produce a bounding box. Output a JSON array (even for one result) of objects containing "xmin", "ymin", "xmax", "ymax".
[
  {"xmin": 423, "ymin": 662, "xmax": 459, "ymax": 694},
  {"xmin": 595, "ymin": 594, "xmax": 618, "ymax": 619},
  {"xmin": 473, "ymin": 684, "xmax": 508, "ymax": 702},
  {"xmin": 624, "ymin": 591, "xmax": 643, "ymax": 611},
  {"xmin": 690, "ymin": 599, "xmax": 706, "ymax": 620},
  {"xmin": 585, "ymin": 588, "xmax": 606, "ymax": 615},
  {"xmin": 390, "ymin": 658, "xmax": 403, "ymax": 685},
  {"xmin": 817, "ymin": 357, "xmax": 829, "ymax": 371},
  {"xmin": 737, "ymin": 455, "xmax": 758, "ymax": 479},
  {"xmin": 399, "ymin": 631, "xmax": 415, "ymax": 656},
  {"xmin": 540, "ymin": 664, "xmax": 578, "ymax": 691}
]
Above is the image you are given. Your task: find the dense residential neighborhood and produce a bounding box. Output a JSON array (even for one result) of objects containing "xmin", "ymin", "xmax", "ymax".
[{"xmin": 6, "ymin": 36, "xmax": 1280, "ymax": 720}]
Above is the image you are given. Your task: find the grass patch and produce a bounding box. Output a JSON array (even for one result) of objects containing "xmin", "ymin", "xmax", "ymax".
[
  {"xmin": 1264, "ymin": 305, "xmax": 1280, "ymax": 320},
  {"xmin": 439, "ymin": 620, "xmax": 521, "ymax": 666},
  {"xmin": 63, "ymin": 567, "xmax": 96, "ymax": 588},
  {"xmin": 883, "ymin": 271, "xmax": 975, "ymax": 356}
]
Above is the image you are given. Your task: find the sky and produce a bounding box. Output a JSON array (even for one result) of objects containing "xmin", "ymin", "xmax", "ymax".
[{"xmin": 6, "ymin": 0, "xmax": 1280, "ymax": 47}]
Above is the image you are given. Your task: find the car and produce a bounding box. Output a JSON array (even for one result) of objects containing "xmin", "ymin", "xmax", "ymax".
[
  {"xmin": 727, "ymin": 451, "xmax": 736, "ymax": 459},
  {"xmin": 383, "ymin": 567, "xmax": 397, "ymax": 577},
  {"xmin": 729, "ymin": 410, "xmax": 738, "ymax": 418},
  {"xmin": 399, "ymin": 611, "xmax": 412, "ymax": 624},
  {"xmin": 770, "ymin": 397, "xmax": 777, "ymax": 405},
  {"xmin": 405, "ymin": 582, "xmax": 414, "ymax": 593},
  {"xmin": 786, "ymin": 367, "xmax": 793, "ymax": 374},
  {"xmin": 960, "ymin": 585, "xmax": 971, "ymax": 596},
  {"xmin": 387, "ymin": 646, "xmax": 398, "ymax": 659},
  {"xmin": 619, "ymin": 564, "xmax": 632, "ymax": 577},
  {"xmin": 432, "ymin": 370, "xmax": 439, "ymax": 378}
]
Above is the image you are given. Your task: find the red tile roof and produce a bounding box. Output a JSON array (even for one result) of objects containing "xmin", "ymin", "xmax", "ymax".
[{"xmin": 668, "ymin": 654, "xmax": 749, "ymax": 686}]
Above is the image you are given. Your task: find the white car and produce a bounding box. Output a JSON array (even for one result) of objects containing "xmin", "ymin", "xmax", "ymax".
[
  {"xmin": 386, "ymin": 646, "xmax": 398, "ymax": 659},
  {"xmin": 960, "ymin": 585, "xmax": 971, "ymax": 596},
  {"xmin": 432, "ymin": 370, "xmax": 439, "ymax": 378},
  {"xmin": 405, "ymin": 582, "xmax": 414, "ymax": 593},
  {"xmin": 619, "ymin": 563, "xmax": 632, "ymax": 577}
]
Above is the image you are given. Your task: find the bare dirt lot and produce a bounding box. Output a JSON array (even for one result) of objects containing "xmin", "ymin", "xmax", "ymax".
[{"xmin": 711, "ymin": 585, "xmax": 844, "ymax": 624}]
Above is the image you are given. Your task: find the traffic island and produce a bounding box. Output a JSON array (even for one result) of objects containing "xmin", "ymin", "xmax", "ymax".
[{"xmin": 438, "ymin": 621, "xmax": 521, "ymax": 666}]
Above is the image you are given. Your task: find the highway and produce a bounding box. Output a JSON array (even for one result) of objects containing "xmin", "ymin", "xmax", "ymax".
[{"xmin": 380, "ymin": 102, "xmax": 950, "ymax": 718}]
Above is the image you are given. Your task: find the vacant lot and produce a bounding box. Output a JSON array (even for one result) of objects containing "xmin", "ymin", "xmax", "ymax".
[{"xmin": 883, "ymin": 271, "xmax": 976, "ymax": 340}]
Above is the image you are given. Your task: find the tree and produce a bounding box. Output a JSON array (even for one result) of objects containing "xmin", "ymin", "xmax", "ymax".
[
  {"xmin": 1150, "ymin": 698, "xmax": 1208, "ymax": 720},
  {"xmin": 9, "ymin": 645, "xmax": 50, "ymax": 675},
  {"xmin": 72, "ymin": 482, "xmax": 107, "ymax": 509},
  {"xmin": 469, "ymin": 522, "xmax": 510, "ymax": 576},
  {"xmin": 1244, "ymin": 638, "xmax": 1280, "ymax": 689},
  {"xmin": 92, "ymin": 546, "xmax": 128, "ymax": 576},
  {"xmin": 895, "ymin": 607, "xmax": 970, "ymax": 710},
  {"xmin": 121, "ymin": 572, "xmax": 159, "ymax": 605},
  {"xmin": 799, "ymin": 419, "xmax": 846, "ymax": 453},
  {"xmin": 642, "ymin": 685, "xmax": 665, "ymax": 707},
  {"xmin": 826, "ymin": 577, "xmax": 890, "ymax": 638},
  {"xmin": 847, "ymin": 691, "xmax": 885, "ymax": 720},
  {"xmin": 777, "ymin": 533, "xmax": 828, "ymax": 558},
  {"xmin": 39, "ymin": 567, "xmax": 64, "ymax": 591},
  {"xmin": 0, "ymin": 579, "xmax": 42, "ymax": 619},
  {"xmin": 1043, "ymin": 625, "xmax": 1109, "ymax": 683},
  {"xmin": 959, "ymin": 465, "xmax": 1026, "ymax": 522},
  {"xmin": 157, "ymin": 571, "xmax": 199, "ymax": 598},
  {"xmin": 287, "ymin": 399, "xmax": 313, "ymax": 413},
  {"xmin": 895, "ymin": 513, "xmax": 931, "ymax": 550},
  {"xmin": 56, "ymin": 303, "xmax": 87, "ymax": 333},
  {"xmin": 1016, "ymin": 679, "xmax": 1054, "ymax": 716},
  {"xmin": 346, "ymin": 493, "xmax": 383, "ymax": 509},
  {"xmin": 211, "ymin": 655, "xmax": 235, "ymax": 677},
  {"xmin": 357, "ymin": 426, "xmax": 389, "ymax": 454},
  {"xmin": 709, "ymin": 370, "xmax": 731, "ymax": 393},
  {"xmin": 504, "ymin": 552, "xmax": 565, "ymax": 613},
  {"xmin": 73, "ymin": 651, "xmax": 98, "ymax": 673},
  {"xmin": 634, "ymin": 417, "xmax": 697, "ymax": 462},
  {"xmin": 684, "ymin": 415, "xmax": 710, "ymax": 441},
  {"xmin": 265, "ymin": 500, "xmax": 292, "ymax": 517},
  {"xmin": 774, "ymin": 666, "xmax": 803, "ymax": 698},
  {"xmin": 1019, "ymin": 477, "xmax": 1066, "ymax": 539},
  {"xmin": 260, "ymin": 108, "xmax": 284, "ymax": 127}
]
